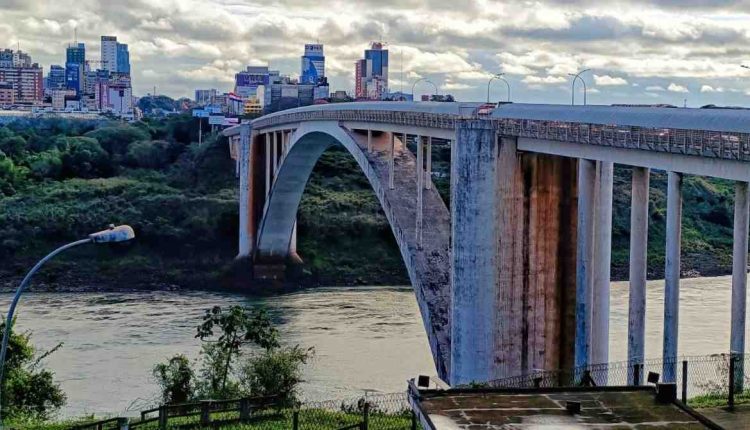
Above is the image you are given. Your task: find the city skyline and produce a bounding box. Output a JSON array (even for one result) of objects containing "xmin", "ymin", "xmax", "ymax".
[{"xmin": 3, "ymin": 0, "xmax": 750, "ymax": 106}]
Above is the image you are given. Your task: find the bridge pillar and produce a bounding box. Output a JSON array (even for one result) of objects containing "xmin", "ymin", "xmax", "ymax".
[
  {"xmin": 389, "ymin": 132, "xmax": 395, "ymax": 189},
  {"xmin": 416, "ymin": 135, "xmax": 424, "ymax": 249},
  {"xmin": 264, "ymin": 133, "xmax": 271, "ymax": 196},
  {"xmin": 426, "ymin": 137, "xmax": 432, "ymax": 190},
  {"xmin": 237, "ymin": 125, "xmax": 254, "ymax": 258},
  {"xmin": 451, "ymin": 119, "xmax": 578, "ymax": 384},
  {"xmin": 663, "ymin": 171, "xmax": 683, "ymax": 383},
  {"xmin": 731, "ymin": 181, "xmax": 749, "ymax": 388},
  {"xmin": 451, "ymin": 120, "xmax": 499, "ymax": 384},
  {"xmin": 575, "ymin": 159, "xmax": 596, "ymax": 370},
  {"xmin": 592, "ymin": 161, "xmax": 614, "ymax": 368},
  {"xmin": 367, "ymin": 129, "xmax": 372, "ymax": 153},
  {"xmin": 628, "ymin": 167, "xmax": 650, "ymax": 383}
]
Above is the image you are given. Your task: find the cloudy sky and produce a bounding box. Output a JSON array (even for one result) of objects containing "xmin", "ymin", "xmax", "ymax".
[{"xmin": 3, "ymin": 0, "xmax": 750, "ymax": 106}]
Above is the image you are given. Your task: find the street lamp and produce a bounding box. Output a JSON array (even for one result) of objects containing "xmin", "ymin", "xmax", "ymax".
[
  {"xmin": 0, "ymin": 224, "xmax": 135, "ymax": 424},
  {"xmin": 569, "ymin": 69, "xmax": 591, "ymax": 106},
  {"xmin": 412, "ymin": 78, "xmax": 438, "ymax": 101},
  {"xmin": 487, "ymin": 73, "xmax": 511, "ymax": 103}
]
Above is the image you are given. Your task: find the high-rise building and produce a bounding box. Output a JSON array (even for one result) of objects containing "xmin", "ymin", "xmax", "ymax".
[
  {"xmin": 101, "ymin": 36, "xmax": 118, "ymax": 72},
  {"xmin": 66, "ymin": 43, "xmax": 86, "ymax": 66},
  {"xmin": 234, "ymin": 66, "xmax": 277, "ymax": 98},
  {"xmin": 300, "ymin": 44, "xmax": 324, "ymax": 85},
  {"xmin": 195, "ymin": 89, "xmax": 217, "ymax": 105},
  {"xmin": 116, "ymin": 43, "xmax": 130, "ymax": 74},
  {"xmin": 0, "ymin": 81, "xmax": 14, "ymax": 105},
  {"xmin": 0, "ymin": 49, "xmax": 43, "ymax": 104},
  {"xmin": 47, "ymin": 65, "xmax": 66, "ymax": 91},
  {"xmin": 65, "ymin": 62, "xmax": 83, "ymax": 96},
  {"xmin": 355, "ymin": 42, "xmax": 389, "ymax": 100}
]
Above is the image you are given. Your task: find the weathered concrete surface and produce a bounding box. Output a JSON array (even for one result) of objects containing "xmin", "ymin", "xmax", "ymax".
[
  {"xmin": 628, "ymin": 167, "xmax": 650, "ymax": 382},
  {"xmin": 575, "ymin": 159, "xmax": 596, "ymax": 369},
  {"xmin": 255, "ymin": 121, "xmax": 452, "ymax": 380},
  {"xmin": 495, "ymin": 144, "xmax": 578, "ymax": 378},
  {"xmin": 731, "ymin": 181, "xmax": 750, "ymax": 357},
  {"xmin": 451, "ymin": 120, "xmax": 578, "ymax": 384},
  {"xmin": 663, "ymin": 171, "xmax": 683, "ymax": 383},
  {"xmin": 592, "ymin": 161, "xmax": 614, "ymax": 367}
]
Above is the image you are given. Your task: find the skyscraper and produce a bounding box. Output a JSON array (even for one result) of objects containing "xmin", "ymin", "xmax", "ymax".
[
  {"xmin": 47, "ymin": 65, "xmax": 66, "ymax": 91},
  {"xmin": 101, "ymin": 36, "xmax": 118, "ymax": 71},
  {"xmin": 0, "ymin": 49, "xmax": 43, "ymax": 104},
  {"xmin": 116, "ymin": 43, "xmax": 130, "ymax": 74},
  {"xmin": 66, "ymin": 43, "xmax": 86, "ymax": 66},
  {"xmin": 355, "ymin": 42, "xmax": 389, "ymax": 100},
  {"xmin": 300, "ymin": 44, "xmax": 324, "ymax": 84}
]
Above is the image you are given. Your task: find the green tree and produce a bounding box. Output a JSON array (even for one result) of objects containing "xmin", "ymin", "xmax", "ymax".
[
  {"xmin": 238, "ymin": 346, "xmax": 313, "ymax": 406},
  {"xmin": 60, "ymin": 137, "xmax": 112, "ymax": 178},
  {"xmin": 0, "ymin": 136, "xmax": 27, "ymax": 161},
  {"xmin": 126, "ymin": 140, "xmax": 179, "ymax": 169},
  {"xmin": 84, "ymin": 125, "xmax": 150, "ymax": 160},
  {"xmin": 27, "ymin": 150, "xmax": 63, "ymax": 179},
  {"xmin": 0, "ymin": 152, "xmax": 27, "ymax": 196},
  {"xmin": 195, "ymin": 306, "xmax": 278, "ymax": 397},
  {"xmin": 0, "ymin": 320, "xmax": 66, "ymax": 420},
  {"xmin": 153, "ymin": 354, "xmax": 194, "ymax": 404}
]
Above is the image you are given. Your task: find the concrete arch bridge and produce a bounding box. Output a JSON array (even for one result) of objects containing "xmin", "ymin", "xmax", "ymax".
[{"xmin": 224, "ymin": 102, "xmax": 750, "ymax": 386}]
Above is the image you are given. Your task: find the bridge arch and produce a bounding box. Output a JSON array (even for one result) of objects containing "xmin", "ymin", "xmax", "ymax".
[{"xmin": 254, "ymin": 121, "xmax": 452, "ymax": 379}]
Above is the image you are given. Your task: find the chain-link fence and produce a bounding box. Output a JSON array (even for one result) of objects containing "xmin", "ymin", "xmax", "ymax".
[{"xmin": 484, "ymin": 353, "xmax": 750, "ymax": 409}]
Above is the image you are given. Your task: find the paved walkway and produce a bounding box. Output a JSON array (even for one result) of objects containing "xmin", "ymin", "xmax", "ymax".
[{"xmin": 698, "ymin": 404, "xmax": 750, "ymax": 429}]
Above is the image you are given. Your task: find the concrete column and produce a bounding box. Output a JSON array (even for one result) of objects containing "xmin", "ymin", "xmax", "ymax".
[
  {"xmin": 237, "ymin": 126, "xmax": 253, "ymax": 258},
  {"xmin": 575, "ymin": 159, "xmax": 596, "ymax": 370},
  {"xmin": 451, "ymin": 120, "xmax": 498, "ymax": 385},
  {"xmin": 272, "ymin": 131, "xmax": 278, "ymax": 178},
  {"xmin": 731, "ymin": 181, "xmax": 749, "ymax": 388},
  {"xmin": 591, "ymin": 161, "xmax": 614, "ymax": 367},
  {"xmin": 628, "ymin": 167, "xmax": 650, "ymax": 383},
  {"xmin": 264, "ymin": 133, "xmax": 271, "ymax": 197},
  {"xmin": 389, "ymin": 133, "xmax": 395, "ymax": 190},
  {"xmin": 426, "ymin": 136, "xmax": 432, "ymax": 190},
  {"xmin": 416, "ymin": 135, "xmax": 424, "ymax": 249},
  {"xmin": 662, "ymin": 171, "xmax": 683, "ymax": 383},
  {"xmin": 367, "ymin": 129, "xmax": 372, "ymax": 153}
]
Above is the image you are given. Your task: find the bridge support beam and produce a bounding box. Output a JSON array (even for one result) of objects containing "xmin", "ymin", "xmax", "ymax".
[
  {"xmin": 389, "ymin": 133, "xmax": 395, "ymax": 189},
  {"xmin": 731, "ymin": 181, "xmax": 750, "ymax": 389},
  {"xmin": 575, "ymin": 159, "xmax": 596, "ymax": 370},
  {"xmin": 265, "ymin": 133, "xmax": 271, "ymax": 196},
  {"xmin": 592, "ymin": 161, "xmax": 614, "ymax": 367},
  {"xmin": 426, "ymin": 137, "xmax": 432, "ymax": 190},
  {"xmin": 628, "ymin": 167, "xmax": 650, "ymax": 383},
  {"xmin": 416, "ymin": 135, "xmax": 424, "ymax": 249},
  {"xmin": 663, "ymin": 171, "xmax": 683, "ymax": 383}
]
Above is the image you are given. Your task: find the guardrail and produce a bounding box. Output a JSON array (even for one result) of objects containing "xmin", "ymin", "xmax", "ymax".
[{"xmin": 251, "ymin": 109, "xmax": 750, "ymax": 162}]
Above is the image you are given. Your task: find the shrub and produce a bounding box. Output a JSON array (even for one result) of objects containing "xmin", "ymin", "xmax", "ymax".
[
  {"xmin": 238, "ymin": 346, "xmax": 314, "ymax": 406},
  {"xmin": 153, "ymin": 354, "xmax": 195, "ymax": 404},
  {"xmin": 28, "ymin": 150, "xmax": 63, "ymax": 179},
  {"xmin": 60, "ymin": 137, "xmax": 112, "ymax": 178}
]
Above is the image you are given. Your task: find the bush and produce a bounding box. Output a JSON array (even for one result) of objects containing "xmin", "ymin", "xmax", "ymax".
[
  {"xmin": 84, "ymin": 125, "xmax": 150, "ymax": 159},
  {"xmin": 28, "ymin": 150, "xmax": 63, "ymax": 179},
  {"xmin": 238, "ymin": 346, "xmax": 314, "ymax": 406},
  {"xmin": 153, "ymin": 354, "xmax": 195, "ymax": 404}
]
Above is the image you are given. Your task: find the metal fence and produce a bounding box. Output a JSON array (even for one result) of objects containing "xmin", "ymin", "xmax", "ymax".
[
  {"xmin": 71, "ymin": 392, "xmax": 417, "ymax": 430},
  {"xmin": 484, "ymin": 353, "xmax": 750, "ymax": 409}
]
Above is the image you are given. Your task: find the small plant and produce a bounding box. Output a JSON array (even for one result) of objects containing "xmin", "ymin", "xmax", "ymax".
[{"xmin": 153, "ymin": 354, "xmax": 194, "ymax": 404}]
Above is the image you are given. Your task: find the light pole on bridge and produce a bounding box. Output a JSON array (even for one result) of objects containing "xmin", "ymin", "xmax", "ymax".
[
  {"xmin": 412, "ymin": 78, "xmax": 438, "ymax": 101},
  {"xmin": 569, "ymin": 69, "xmax": 591, "ymax": 106},
  {"xmin": 487, "ymin": 73, "xmax": 511, "ymax": 103}
]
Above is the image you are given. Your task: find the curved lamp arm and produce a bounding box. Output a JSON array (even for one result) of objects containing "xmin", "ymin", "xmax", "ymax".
[{"xmin": 0, "ymin": 225, "xmax": 134, "ymax": 424}]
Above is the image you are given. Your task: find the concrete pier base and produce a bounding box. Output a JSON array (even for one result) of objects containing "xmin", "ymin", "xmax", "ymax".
[
  {"xmin": 663, "ymin": 171, "xmax": 683, "ymax": 383},
  {"xmin": 628, "ymin": 167, "xmax": 650, "ymax": 384}
]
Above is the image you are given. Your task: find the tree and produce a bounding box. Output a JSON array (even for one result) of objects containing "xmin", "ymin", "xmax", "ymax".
[
  {"xmin": 60, "ymin": 137, "xmax": 112, "ymax": 178},
  {"xmin": 84, "ymin": 125, "xmax": 150, "ymax": 160},
  {"xmin": 126, "ymin": 140, "xmax": 180, "ymax": 169},
  {"xmin": 153, "ymin": 355, "xmax": 194, "ymax": 404},
  {"xmin": 195, "ymin": 306, "xmax": 278, "ymax": 396},
  {"xmin": 0, "ymin": 152, "xmax": 28, "ymax": 196},
  {"xmin": 0, "ymin": 320, "xmax": 66, "ymax": 420}
]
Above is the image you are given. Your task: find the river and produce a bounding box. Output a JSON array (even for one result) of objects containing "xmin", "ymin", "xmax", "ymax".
[{"xmin": 0, "ymin": 276, "xmax": 741, "ymax": 417}]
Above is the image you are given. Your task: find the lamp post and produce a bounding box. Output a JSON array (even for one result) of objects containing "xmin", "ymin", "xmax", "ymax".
[
  {"xmin": 569, "ymin": 69, "xmax": 591, "ymax": 106},
  {"xmin": 0, "ymin": 225, "xmax": 135, "ymax": 425},
  {"xmin": 487, "ymin": 73, "xmax": 511, "ymax": 103},
  {"xmin": 412, "ymin": 78, "xmax": 438, "ymax": 101}
]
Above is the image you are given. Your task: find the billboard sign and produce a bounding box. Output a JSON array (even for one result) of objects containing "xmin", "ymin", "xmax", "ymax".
[
  {"xmin": 192, "ymin": 109, "xmax": 209, "ymax": 118},
  {"xmin": 208, "ymin": 115, "xmax": 225, "ymax": 125},
  {"xmin": 222, "ymin": 117, "xmax": 239, "ymax": 126}
]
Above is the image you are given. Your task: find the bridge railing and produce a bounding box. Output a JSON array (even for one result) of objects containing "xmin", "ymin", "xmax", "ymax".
[
  {"xmin": 483, "ymin": 353, "xmax": 750, "ymax": 409},
  {"xmin": 252, "ymin": 108, "xmax": 750, "ymax": 162}
]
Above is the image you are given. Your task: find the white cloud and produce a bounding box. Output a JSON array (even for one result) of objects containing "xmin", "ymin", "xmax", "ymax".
[
  {"xmin": 700, "ymin": 85, "xmax": 724, "ymax": 93},
  {"xmin": 646, "ymin": 85, "xmax": 666, "ymax": 92},
  {"xmin": 594, "ymin": 74, "xmax": 628, "ymax": 86},
  {"xmin": 667, "ymin": 83, "xmax": 690, "ymax": 93},
  {"xmin": 522, "ymin": 75, "xmax": 567, "ymax": 85}
]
